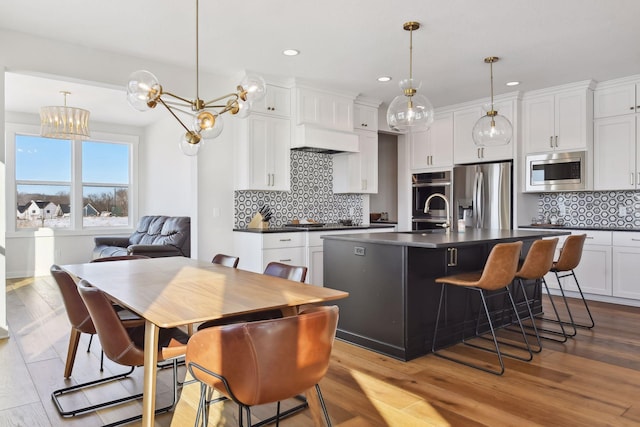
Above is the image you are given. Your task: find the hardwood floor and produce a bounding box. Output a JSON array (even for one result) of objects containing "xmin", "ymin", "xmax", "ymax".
[{"xmin": 2, "ymin": 275, "xmax": 640, "ymax": 426}]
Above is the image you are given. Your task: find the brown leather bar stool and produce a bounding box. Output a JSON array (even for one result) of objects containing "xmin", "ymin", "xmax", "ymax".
[
  {"xmin": 211, "ymin": 253, "xmax": 240, "ymax": 268},
  {"xmin": 432, "ymin": 241, "xmax": 532, "ymax": 375},
  {"xmin": 186, "ymin": 306, "xmax": 338, "ymax": 427},
  {"xmin": 548, "ymin": 234, "xmax": 594, "ymax": 336},
  {"xmin": 513, "ymin": 238, "xmax": 567, "ymax": 351}
]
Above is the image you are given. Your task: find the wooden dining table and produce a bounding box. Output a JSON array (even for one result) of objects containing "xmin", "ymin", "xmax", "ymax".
[{"xmin": 61, "ymin": 256, "xmax": 349, "ymax": 427}]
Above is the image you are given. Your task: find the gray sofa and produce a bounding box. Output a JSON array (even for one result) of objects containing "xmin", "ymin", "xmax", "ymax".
[{"xmin": 93, "ymin": 216, "xmax": 190, "ymax": 259}]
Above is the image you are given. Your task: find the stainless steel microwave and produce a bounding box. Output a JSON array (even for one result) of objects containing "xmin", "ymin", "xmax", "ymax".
[{"xmin": 525, "ymin": 151, "xmax": 587, "ymax": 192}]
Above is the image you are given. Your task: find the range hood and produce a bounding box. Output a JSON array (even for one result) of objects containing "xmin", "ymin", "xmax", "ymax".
[{"xmin": 291, "ymin": 125, "xmax": 359, "ymax": 154}]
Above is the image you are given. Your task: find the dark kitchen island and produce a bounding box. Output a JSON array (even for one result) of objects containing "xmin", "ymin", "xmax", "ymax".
[{"xmin": 322, "ymin": 229, "xmax": 569, "ymax": 361}]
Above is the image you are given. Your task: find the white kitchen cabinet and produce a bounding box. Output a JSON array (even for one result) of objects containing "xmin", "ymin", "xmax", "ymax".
[
  {"xmin": 612, "ymin": 232, "xmax": 640, "ymax": 300},
  {"xmin": 296, "ymin": 87, "xmax": 354, "ymax": 131},
  {"xmin": 544, "ymin": 230, "xmax": 612, "ymax": 296},
  {"xmin": 593, "ymin": 115, "xmax": 638, "ymax": 190},
  {"xmin": 453, "ymin": 100, "xmax": 514, "ymax": 164},
  {"xmin": 594, "ymin": 81, "xmax": 640, "ymax": 118},
  {"xmin": 235, "ymin": 114, "xmax": 291, "ymax": 191},
  {"xmin": 354, "ymin": 103, "xmax": 378, "ymax": 132},
  {"xmin": 233, "ymin": 232, "xmax": 305, "ymax": 274},
  {"xmin": 333, "ymin": 130, "xmax": 378, "ymax": 194},
  {"xmin": 410, "ymin": 112, "xmax": 453, "ymax": 170},
  {"xmin": 250, "ymin": 84, "xmax": 291, "ymax": 118},
  {"xmin": 523, "ymin": 85, "xmax": 594, "ymax": 154}
]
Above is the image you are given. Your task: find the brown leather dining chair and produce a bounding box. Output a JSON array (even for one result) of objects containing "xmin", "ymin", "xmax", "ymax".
[
  {"xmin": 432, "ymin": 241, "xmax": 532, "ymax": 375},
  {"xmin": 69, "ymin": 279, "xmax": 188, "ymax": 426},
  {"xmin": 211, "ymin": 253, "xmax": 240, "ymax": 268},
  {"xmin": 186, "ymin": 305, "xmax": 339, "ymax": 427},
  {"xmin": 197, "ymin": 262, "xmax": 308, "ymax": 331}
]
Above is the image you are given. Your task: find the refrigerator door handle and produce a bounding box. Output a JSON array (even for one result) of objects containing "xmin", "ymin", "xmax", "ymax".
[{"xmin": 476, "ymin": 169, "xmax": 484, "ymax": 228}]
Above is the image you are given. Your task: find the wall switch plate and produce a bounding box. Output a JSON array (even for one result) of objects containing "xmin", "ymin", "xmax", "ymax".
[
  {"xmin": 354, "ymin": 246, "xmax": 365, "ymax": 256},
  {"xmin": 619, "ymin": 206, "xmax": 628, "ymax": 216}
]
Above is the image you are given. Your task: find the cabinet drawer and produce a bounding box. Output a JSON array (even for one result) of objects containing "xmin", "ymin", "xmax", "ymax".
[
  {"xmin": 577, "ymin": 230, "xmax": 612, "ymax": 246},
  {"xmin": 612, "ymin": 231, "xmax": 640, "ymax": 247},
  {"xmin": 262, "ymin": 247, "xmax": 306, "ymax": 268},
  {"xmin": 262, "ymin": 233, "xmax": 304, "ymax": 249}
]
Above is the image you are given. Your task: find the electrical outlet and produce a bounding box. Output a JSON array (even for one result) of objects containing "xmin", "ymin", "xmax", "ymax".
[
  {"xmin": 349, "ymin": 207, "xmax": 355, "ymax": 216},
  {"xmin": 354, "ymin": 246, "xmax": 365, "ymax": 256},
  {"xmin": 619, "ymin": 205, "xmax": 627, "ymax": 216}
]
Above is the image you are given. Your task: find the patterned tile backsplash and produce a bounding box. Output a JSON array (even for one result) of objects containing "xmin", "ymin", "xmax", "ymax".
[
  {"xmin": 537, "ymin": 191, "xmax": 640, "ymax": 228},
  {"xmin": 234, "ymin": 151, "xmax": 363, "ymax": 228}
]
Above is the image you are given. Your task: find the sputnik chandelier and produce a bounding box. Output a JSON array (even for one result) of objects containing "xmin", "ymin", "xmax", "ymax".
[{"xmin": 126, "ymin": 0, "xmax": 266, "ymax": 155}]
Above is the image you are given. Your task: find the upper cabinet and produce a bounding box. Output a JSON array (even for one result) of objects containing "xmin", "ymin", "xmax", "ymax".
[
  {"xmin": 410, "ymin": 112, "xmax": 453, "ymax": 171},
  {"xmin": 250, "ymin": 84, "xmax": 292, "ymax": 118},
  {"xmin": 354, "ymin": 104, "xmax": 378, "ymax": 132},
  {"xmin": 333, "ymin": 130, "xmax": 378, "ymax": 194},
  {"xmin": 593, "ymin": 115, "xmax": 638, "ymax": 190},
  {"xmin": 594, "ymin": 77, "xmax": 640, "ymax": 118},
  {"xmin": 453, "ymin": 100, "xmax": 514, "ymax": 164},
  {"xmin": 295, "ymin": 87, "xmax": 354, "ymax": 131},
  {"xmin": 523, "ymin": 82, "xmax": 594, "ymax": 154}
]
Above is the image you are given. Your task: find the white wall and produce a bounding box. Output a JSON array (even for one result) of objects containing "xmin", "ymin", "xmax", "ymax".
[
  {"xmin": 369, "ymin": 133, "xmax": 398, "ymax": 220},
  {"xmin": 0, "ymin": 64, "xmax": 7, "ymax": 337}
]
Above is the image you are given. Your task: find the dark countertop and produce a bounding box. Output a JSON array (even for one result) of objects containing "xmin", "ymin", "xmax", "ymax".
[
  {"xmin": 233, "ymin": 223, "xmax": 396, "ymax": 233},
  {"xmin": 321, "ymin": 229, "xmax": 570, "ymax": 249},
  {"xmin": 519, "ymin": 225, "xmax": 640, "ymax": 232}
]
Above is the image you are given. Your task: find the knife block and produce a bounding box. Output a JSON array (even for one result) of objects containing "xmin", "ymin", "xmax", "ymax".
[{"xmin": 247, "ymin": 213, "xmax": 269, "ymax": 229}]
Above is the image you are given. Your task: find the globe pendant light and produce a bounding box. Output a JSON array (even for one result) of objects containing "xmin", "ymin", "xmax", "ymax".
[
  {"xmin": 126, "ymin": 0, "xmax": 266, "ymax": 156},
  {"xmin": 472, "ymin": 56, "xmax": 513, "ymax": 146},
  {"xmin": 386, "ymin": 22, "xmax": 434, "ymax": 132}
]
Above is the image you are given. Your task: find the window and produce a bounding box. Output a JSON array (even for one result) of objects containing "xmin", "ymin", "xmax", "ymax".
[{"xmin": 7, "ymin": 123, "xmax": 138, "ymax": 232}]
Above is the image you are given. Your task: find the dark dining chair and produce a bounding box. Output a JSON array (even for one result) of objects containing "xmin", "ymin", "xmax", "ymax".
[
  {"xmin": 197, "ymin": 262, "xmax": 308, "ymax": 331},
  {"xmin": 211, "ymin": 253, "xmax": 240, "ymax": 268},
  {"xmin": 186, "ymin": 305, "xmax": 339, "ymax": 427}
]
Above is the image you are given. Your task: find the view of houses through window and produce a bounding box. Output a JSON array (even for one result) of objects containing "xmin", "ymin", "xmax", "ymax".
[{"xmin": 15, "ymin": 134, "xmax": 131, "ymax": 229}]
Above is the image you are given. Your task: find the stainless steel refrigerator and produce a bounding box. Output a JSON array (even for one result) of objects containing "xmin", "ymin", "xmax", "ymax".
[{"xmin": 453, "ymin": 161, "xmax": 512, "ymax": 231}]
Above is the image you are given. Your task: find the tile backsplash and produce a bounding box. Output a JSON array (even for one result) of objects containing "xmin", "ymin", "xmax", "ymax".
[
  {"xmin": 234, "ymin": 151, "xmax": 363, "ymax": 228},
  {"xmin": 536, "ymin": 191, "xmax": 640, "ymax": 228}
]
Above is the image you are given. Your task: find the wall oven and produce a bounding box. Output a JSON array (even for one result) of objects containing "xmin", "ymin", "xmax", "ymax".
[
  {"xmin": 411, "ymin": 171, "xmax": 451, "ymax": 230},
  {"xmin": 525, "ymin": 151, "xmax": 587, "ymax": 192}
]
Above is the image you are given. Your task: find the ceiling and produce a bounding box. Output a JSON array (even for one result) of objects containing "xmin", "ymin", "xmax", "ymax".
[{"xmin": 2, "ymin": 0, "xmax": 639, "ymax": 127}]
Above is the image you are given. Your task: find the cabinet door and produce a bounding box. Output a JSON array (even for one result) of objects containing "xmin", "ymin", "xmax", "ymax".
[
  {"xmin": 251, "ymin": 85, "xmax": 291, "ymax": 117},
  {"xmin": 555, "ymin": 90, "xmax": 589, "ymax": 151},
  {"xmin": 547, "ymin": 245, "xmax": 612, "ymax": 296},
  {"xmin": 242, "ymin": 115, "xmax": 291, "ymax": 191},
  {"xmin": 332, "ymin": 96, "xmax": 354, "ymax": 131},
  {"xmin": 429, "ymin": 112, "xmax": 454, "ymax": 168},
  {"xmin": 358, "ymin": 130, "xmax": 378, "ymax": 193},
  {"xmin": 269, "ymin": 117, "xmax": 292, "ymax": 191},
  {"xmin": 594, "ymin": 83, "xmax": 637, "ymax": 118},
  {"xmin": 261, "ymin": 247, "xmax": 306, "ymax": 272},
  {"xmin": 613, "ymin": 246, "xmax": 640, "ymax": 299},
  {"xmin": 593, "ymin": 115, "xmax": 637, "ymax": 190},
  {"xmin": 453, "ymin": 106, "xmax": 482, "ymax": 164},
  {"xmin": 524, "ymin": 95, "xmax": 555, "ymax": 153},
  {"xmin": 308, "ymin": 246, "xmax": 324, "ymax": 286},
  {"xmin": 409, "ymin": 129, "xmax": 430, "ymax": 170},
  {"xmin": 354, "ymin": 104, "xmax": 378, "ymax": 132}
]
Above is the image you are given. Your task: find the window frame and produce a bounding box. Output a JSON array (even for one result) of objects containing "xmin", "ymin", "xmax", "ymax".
[{"xmin": 6, "ymin": 122, "xmax": 139, "ymax": 235}]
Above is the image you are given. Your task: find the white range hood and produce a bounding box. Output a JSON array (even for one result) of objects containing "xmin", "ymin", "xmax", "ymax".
[{"xmin": 291, "ymin": 125, "xmax": 359, "ymax": 154}]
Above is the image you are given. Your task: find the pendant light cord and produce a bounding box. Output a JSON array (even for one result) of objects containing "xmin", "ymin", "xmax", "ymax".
[
  {"xmin": 409, "ymin": 27, "xmax": 413, "ymax": 82},
  {"xmin": 489, "ymin": 59, "xmax": 494, "ymax": 111}
]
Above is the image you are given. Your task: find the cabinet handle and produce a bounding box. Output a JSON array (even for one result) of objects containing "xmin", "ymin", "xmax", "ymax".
[
  {"xmin": 554, "ymin": 135, "xmax": 558, "ymax": 147},
  {"xmin": 362, "ymin": 179, "xmax": 367, "ymax": 190},
  {"xmin": 430, "ymin": 155, "xmax": 433, "ymax": 165},
  {"xmin": 586, "ymin": 236, "xmax": 594, "ymax": 239},
  {"xmin": 279, "ymin": 259, "xmax": 292, "ymax": 262},
  {"xmin": 279, "ymin": 238, "xmax": 292, "ymax": 242},
  {"xmin": 631, "ymin": 173, "xmax": 635, "ymax": 186},
  {"xmin": 631, "ymin": 238, "xmax": 640, "ymax": 241},
  {"xmin": 447, "ymin": 247, "xmax": 458, "ymax": 266},
  {"xmin": 477, "ymin": 148, "xmax": 481, "ymax": 159},
  {"xmin": 550, "ymin": 136, "xmax": 553, "ymax": 148}
]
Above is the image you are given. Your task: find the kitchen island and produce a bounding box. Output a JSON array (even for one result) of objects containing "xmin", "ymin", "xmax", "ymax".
[{"xmin": 322, "ymin": 229, "xmax": 569, "ymax": 361}]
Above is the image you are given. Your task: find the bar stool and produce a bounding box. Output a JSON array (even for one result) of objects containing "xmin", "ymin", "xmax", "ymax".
[
  {"xmin": 549, "ymin": 234, "xmax": 594, "ymax": 336},
  {"xmin": 513, "ymin": 238, "xmax": 567, "ymax": 351},
  {"xmin": 432, "ymin": 241, "xmax": 532, "ymax": 376}
]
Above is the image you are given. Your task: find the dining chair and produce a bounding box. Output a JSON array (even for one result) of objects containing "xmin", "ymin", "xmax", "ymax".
[
  {"xmin": 186, "ymin": 305, "xmax": 339, "ymax": 427},
  {"xmin": 211, "ymin": 253, "xmax": 240, "ymax": 268},
  {"xmin": 63, "ymin": 279, "xmax": 188, "ymax": 426},
  {"xmin": 197, "ymin": 262, "xmax": 308, "ymax": 331},
  {"xmin": 50, "ymin": 264, "xmax": 144, "ymax": 379},
  {"xmin": 432, "ymin": 241, "xmax": 532, "ymax": 375}
]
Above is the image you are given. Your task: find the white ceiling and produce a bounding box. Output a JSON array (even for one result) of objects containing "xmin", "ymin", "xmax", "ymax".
[{"xmin": 2, "ymin": 0, "xmax": 640, "ymax": 127}]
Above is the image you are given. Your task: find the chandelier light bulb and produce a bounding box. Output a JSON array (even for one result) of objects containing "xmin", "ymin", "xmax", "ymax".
[
  {"xmin": 240, "ymin": 74, "xmax": 267, "ymax": 104},
  {"xmin": 195, "ymin": 111, "xmax": 224, "ymax": 140},
  {"xmin": 127, "ymin": 70, "xmax": 161, "ymax": 111},
  {"xmin": 179, "ymin": 131, "xmax": 202, "ymax": 156}
]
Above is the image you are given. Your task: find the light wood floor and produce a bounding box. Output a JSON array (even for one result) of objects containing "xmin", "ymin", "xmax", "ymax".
[{"xmin": 2, "ymin": 275, "xmax": 640, "ymax": 426}]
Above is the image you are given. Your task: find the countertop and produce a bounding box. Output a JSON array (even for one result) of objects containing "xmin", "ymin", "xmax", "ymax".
[
  {"xmin": 233, "ymin": 223, "xmax": 396, "ymax": 233},
  {"xmin": 519, "ymin": 225, "xmax": 640, "ymax": 232},
  {"xmin": 321, "ymin": 229, "xmax": 570, "ymax": 249}
]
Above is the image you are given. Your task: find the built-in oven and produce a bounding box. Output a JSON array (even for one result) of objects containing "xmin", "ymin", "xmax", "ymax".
[
  {"xmin": 411, "ymin": 171, "xmax": 451, "ymax": 230},
  {"xmin": 525, "ymin": 151, "xmax": 587, "ymax": 192}
]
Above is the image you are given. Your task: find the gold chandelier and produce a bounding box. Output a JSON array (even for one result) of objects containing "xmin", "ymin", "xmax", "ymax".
[
  {"xmin": 40, "ymin": 91, "xmax": 90, "ymax": 140},
  {"xmin": 126, "ymin": 0, "xmax": 266, "ymax": 156}
]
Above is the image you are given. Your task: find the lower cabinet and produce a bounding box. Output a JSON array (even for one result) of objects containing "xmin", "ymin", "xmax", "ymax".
[
  {"xmin": 612, "ymin": 232, "xmax": 640, "ymax": 299},
  {"xmin": 543, "ymin": 230, "xmax": 612, "ymax": 296},
  {"xmin": 233, "ymin": 232, "xmax": 305, "ymax": 273}
]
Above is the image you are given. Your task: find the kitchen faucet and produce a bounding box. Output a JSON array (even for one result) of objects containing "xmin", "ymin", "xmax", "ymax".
[{"xmin": 424, "ymin": 193, "xmax": 451, "ymax": 233}]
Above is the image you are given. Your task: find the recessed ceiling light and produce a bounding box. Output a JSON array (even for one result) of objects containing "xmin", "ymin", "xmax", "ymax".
[
  {"xmin": 283, "ymin": 49, "xmax": 300, "ymax": 56},
  {"xmin": 506, "ymin": 81, "xmax": 520, "ymax": 87},
  {"xmin": 377, "ymin": 76, "xmax": 392, "ymax": 82}
]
